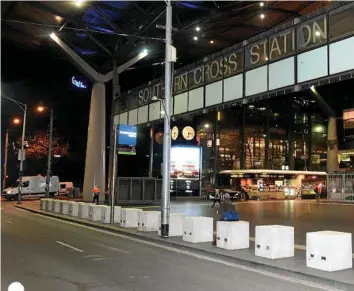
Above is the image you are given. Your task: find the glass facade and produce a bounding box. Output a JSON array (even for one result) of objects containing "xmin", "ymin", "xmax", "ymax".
[{"xmin": 136, "ymin": 94, "xmax": 328, "ymax": 188}]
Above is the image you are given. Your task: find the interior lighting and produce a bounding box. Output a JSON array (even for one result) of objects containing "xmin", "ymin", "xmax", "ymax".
[
  {"xmin": 193, "ymin": 36, "xmax": 198, "ymax": 41},
  {"xmin": 37, "ymin": 106, "xmax": 45, "ymax": 112},
  {"xmin": 310, "ymin": 85, "xmax": 316, "ymax": 92},
  {"xmin": 204, "ymin": 124, "xmax": 210, "ymax": 129},
  {"xmin": 315, "ymin": 30, "xmax": 321, "ymax": 37},
  {"xmin": 49, "ymin": 32, "xmax": 56, "ymax": 39},
  {"xmin": 210, "ymin": 40, "xmax": 214, "ymax": 44},
  {"xmin": 260, "ymin": 2, "xmax": 264, "ymax": 7},
  {"xmin": 196, "ymin": 26, "xmax": 201, "ymax": 32},
  {"xmin": 141, "ymin": 48, "xmax": 148, "ymax": 55},
  {"xmin": 260, "ymin": 13, "xmax": 265, "ymax": 19}
]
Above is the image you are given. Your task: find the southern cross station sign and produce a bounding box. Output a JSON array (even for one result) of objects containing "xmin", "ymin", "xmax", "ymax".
[
  {"xmin": 115, "ymin": 3, "xmax": 354, "ymax": 125},
  {"xmin": 72, "ymin": 76, "xmax": 87, "ymax": 89}
]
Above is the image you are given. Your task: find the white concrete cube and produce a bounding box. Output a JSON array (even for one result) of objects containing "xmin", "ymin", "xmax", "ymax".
[
  {"xmin": 138, "ymin": 211, "xmax": 160, "ymax": 232},
  {"xmin": 53, "ymin": 200, "xmax": 62, "ymax": 213},
  {"xmin": 61, "ymin": 201, "xmax": 70, "ymax": 215},
  {"xmin": 45, "ymin": 199, "xmax": 54, "ymax": 212},
  {"xmin": 101, "ymin": 206, "xmax": 111, "ymax": 223},
  {"xmin": 113, "ymin": 206, "xmax": 121, "ymax": 223},
  {"xmin": 89, "ymin": 204, "xmax": 102, "ymax": 221},
  {"xmin": 255, "ymin": 225, "xmax": 294, "ymax": 259},
  {"xmin": 183, "ymin": 217, "xmax": 213, "ymax": 243},
  {"xmin": 120, "ymin": 208, "xmax": 142, "ymax": 228},
  {"xmin": 158, "ymin": 212, "xmax": 184, "ymax": 237},
  {"xmin": 101, "ymin": 206, "xmax": 121, "ymax": 224},
  {"xmin": 78, "ymin": 203, "xmax": 90, "ymax": 219},
  {"xmin": 68, "ymin": 202, "xmax": 79, "ymax": 217},
  {"xmin": 217, "ymin": 221, "xmax": 250, "ymax": 250},
  {"xmin": 307, "ymin": 231, "xmax": 352, "ymax": 272},
  {"xmin": 40, "ymin": 199, "xmax": 47, "ymax": 210}
]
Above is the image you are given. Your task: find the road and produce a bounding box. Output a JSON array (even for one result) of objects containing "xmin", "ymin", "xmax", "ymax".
[{"xmin": 1, "ymin": 202, "xmax": 343, "ymax": 291}]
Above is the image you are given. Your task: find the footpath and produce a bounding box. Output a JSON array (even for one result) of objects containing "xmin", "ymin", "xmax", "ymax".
[{"xmin": 16, "ymin": 200, "xmax": 354, "ymax": 291}]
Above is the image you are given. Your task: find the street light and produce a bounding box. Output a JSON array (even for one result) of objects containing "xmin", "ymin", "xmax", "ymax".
[
  {"xmin": 37, "ymin": 105, "xmax": 54, "ymax": 198},
  {"xmin": 13, "ymin": 118, "xmax": 21, "ymax": 125},
  {"xmin": 151, "ymin": 96, "xmax": 171, "ymax": 125},
  {"xmin": 1, "ymin": 94, "xmax": 27, "ymax": 204}
]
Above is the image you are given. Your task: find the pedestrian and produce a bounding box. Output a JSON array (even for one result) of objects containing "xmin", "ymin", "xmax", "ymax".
[
  {"xmin": 211, "ymin": 188, "xmax": 221, "ymax": 208},
  {"xmin": 92, "ymin": 185, "xmax": 100, "ymax": 205}
]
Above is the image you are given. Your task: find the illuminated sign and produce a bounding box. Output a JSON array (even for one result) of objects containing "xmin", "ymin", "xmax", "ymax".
[
  {"xmin": 122, "ymin": 3, "xmax": 353, "ymax": 109},
  {"xmin": 117, "ymin": 125, "xmax": 137, "ymax": 146},
  {"xmin": 170, "ymin": 146, "xmax": 201, "ymax": 179},
  {"xmin": 72, "ymin": 77, "xmax": 87, "ymax": 89}
]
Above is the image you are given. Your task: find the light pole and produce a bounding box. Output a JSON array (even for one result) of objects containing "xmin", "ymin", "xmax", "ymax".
[
  {"xmin": 160, "ymin": 0, "xmax": 174, "ymax": 238},
  {"xmin": 37, "ymin": 106, "xmax": 54, "ymax": 198},
  {"xmin": 3, "ymin": 129, "xmax": 9, "ymax": 190},
  {"xmin": 1, "ymin": 95, "xmax": 27, "ymax": 204}
]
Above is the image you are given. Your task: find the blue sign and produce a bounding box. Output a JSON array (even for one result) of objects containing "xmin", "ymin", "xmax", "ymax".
[
  {"xmin": 72, "ymin": 76, "xmax": 87, "ymax": 89},
  {"xmin": 118, "ymin": 125, "xmax": 137, "ymax": 146}
]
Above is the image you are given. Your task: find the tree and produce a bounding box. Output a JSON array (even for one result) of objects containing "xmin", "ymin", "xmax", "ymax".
[{"xmin": 18, "ymin": 132, "xmax": 69, "ymax": 160}]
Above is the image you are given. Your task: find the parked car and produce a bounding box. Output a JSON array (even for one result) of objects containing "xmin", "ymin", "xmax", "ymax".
[
  {"xmin": 2, "ymin": 175, "xmax": 59, "ymax": 200},
  {"xmin": 59, "ymin": 181, "xmax": 74, "ymax": 196}
]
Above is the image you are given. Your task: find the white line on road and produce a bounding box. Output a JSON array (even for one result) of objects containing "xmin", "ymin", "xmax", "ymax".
[
  {"xmin": 55, "ymin": 241, "xmax": 84, "ymax": 253},
  {"xmin": 83, "ymin": 255, "xmax": 102, "ymax": 258},
  {"xmin": 36, "ymin": 214, "xmax": 341, "ymax": 291},
  {"xmin": 92, "ymin": 257, "xmax": 107, "ymax": 261},
  {"xmin": 94, "ymin": 242, "xmax": 131, "ymax": 254},
  {"xmin": 4, "ymin": 220, "xmax": 12, "ymax": 224}
]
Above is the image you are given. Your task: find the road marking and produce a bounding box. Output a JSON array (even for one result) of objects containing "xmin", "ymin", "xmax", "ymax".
[
  {"xmin": 35, "ymin": 215, "xmax": 342, "ymax": 291},
  {"xmin": 55, "ymin": 240, "xmax": 83, "ymax": 253},
  {"xmin": 4, "ymin": 220, "xmax": 12, "ymax": 224},
  {"xmin": 92, "ymin": 257, "xmax": 107, "ymax": 261},
  {"xmin": 94, "ymin": 242, "xmax": 131, "ymax": 254},
  {"xmin": 83, "ymin": 255, "xmax": 102, "ymax": 258}
]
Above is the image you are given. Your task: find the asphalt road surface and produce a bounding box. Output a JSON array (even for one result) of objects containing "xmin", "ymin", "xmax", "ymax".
[{"xmin": 1, "ymin": 202, "xmax": 342, "ymax": 291}]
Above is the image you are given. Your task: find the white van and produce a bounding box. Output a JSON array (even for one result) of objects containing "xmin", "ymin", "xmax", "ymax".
[
  {"xmin": 2, "ymin": 175, "xmax": 59, "ymax": 200},
  {"xmin": 59, "ymin": 182, "xmax": 74, "ymax": 196}
]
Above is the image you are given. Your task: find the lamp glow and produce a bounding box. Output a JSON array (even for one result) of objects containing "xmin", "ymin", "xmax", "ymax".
[
  {"xmin": 260, "ymin": 2, "xmax": 264, "ymax": 7},
  {"xmin": 260, "ymin": 13, "xmax": 265, "ymax": 19},
  {"xmin": 196, "ymin": 26, "xmax": 200, "ymax": 32},
  {"xmin": 193, "ymin": 36, "xmax": 198, "ymax": 41},
  {"xmin": 50, "ymin": 32, "xmax": 56, "ymax": 39},
  {"xmin": 13, "ymin": 118, "xmax": 21, "ymax": 125}
]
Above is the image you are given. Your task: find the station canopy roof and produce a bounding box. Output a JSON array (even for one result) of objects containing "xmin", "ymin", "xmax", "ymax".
[{"xmin": 1, "ymin": 1, "xmax": 332, "ymax": 77}]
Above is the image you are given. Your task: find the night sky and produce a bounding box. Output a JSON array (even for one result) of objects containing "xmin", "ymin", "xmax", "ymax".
[
  {"xmin": 1, "ymin": 42, "xmax": 93, "ymax": 187},
  {"xmin": 1, "ymin": 39, "xmax": 162, "ymax": 188}
]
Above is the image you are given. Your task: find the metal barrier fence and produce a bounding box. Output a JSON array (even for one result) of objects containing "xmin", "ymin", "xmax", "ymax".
[
  {"xmin": 115, "ymin": 177, "xmax": 162, "ymax": 204},
  {"xmin": 327, "ymin": 174, "xmax": 354, "ymax": 202}
]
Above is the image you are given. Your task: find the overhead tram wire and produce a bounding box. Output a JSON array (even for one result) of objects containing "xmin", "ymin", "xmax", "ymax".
[{"xmin": 1, "ymin": 19, "xmax": 166, "ymax": 42}]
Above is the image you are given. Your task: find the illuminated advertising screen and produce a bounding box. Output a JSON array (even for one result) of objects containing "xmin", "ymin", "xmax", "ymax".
[
  {"xmin": 170, "ymin": 146, "xmax": 200, "ymax": 179},
  {"xmin": 117, "ymin": 125, "xmax": 137, "ymax": 155}
]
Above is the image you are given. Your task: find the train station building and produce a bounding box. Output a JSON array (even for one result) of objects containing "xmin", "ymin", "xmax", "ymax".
[{"xmin": 113, "ymin": 2, "xmax": 354, "ymax": 195}]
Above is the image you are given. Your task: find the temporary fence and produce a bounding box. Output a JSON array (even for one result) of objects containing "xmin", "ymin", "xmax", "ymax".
[{"xmin": 327, "ymin": 174, "xmax": 354, "ymax": 202}]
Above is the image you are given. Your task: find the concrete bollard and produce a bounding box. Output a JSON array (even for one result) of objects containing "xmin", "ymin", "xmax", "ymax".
[
  {"xmin": 255, "ymin": 225, "xmax": 294, "ymax": 259},
  {"xmin": 138, "ymin": 211, "xmax": 160, "ymax": 232},
  {"xmin": 183, "ymin": 217, "xmax": 213, "ymax": 243},
  {"xmin": 158, "ymin": 213, "xmax": 184, "ymax": 237},
  {"xmin": 216, "ymin": 221, "xmax": 250, "ymax": 250},
  {"xmin": 120, "ymin": 208, "xmax": 142, "ymax": 228},
  {"xmin": 307, "ymin": 231, "xmax": 352, "ymax": 271}
]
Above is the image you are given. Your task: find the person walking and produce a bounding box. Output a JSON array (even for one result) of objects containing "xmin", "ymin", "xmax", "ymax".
[{"xmin": 92, "ymin": 185, "xmax": 100, "ymax": 205}]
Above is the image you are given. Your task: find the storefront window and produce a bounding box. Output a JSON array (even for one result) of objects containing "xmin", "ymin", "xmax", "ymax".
[{"xmin": 244, "ymin": 104, "xmax": 266, "ymax": 169}]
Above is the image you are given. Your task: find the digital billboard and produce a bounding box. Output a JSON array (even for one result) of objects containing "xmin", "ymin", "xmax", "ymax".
[
  {"xmin": 170, "ymin": 146, "xmax": 201, "ymax": 179},
  {"xmin": 117, "ymin": 125, "xmax": 137, "ymax": 155},
  {"xmin": 118, "ymin": 125, "xmax": 137, "ymax": 146}
]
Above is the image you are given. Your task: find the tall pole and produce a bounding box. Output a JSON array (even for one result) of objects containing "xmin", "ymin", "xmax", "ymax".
[
  {"xmin": 149, "ymin": 124, "xmax": 154, "ymax": 177},
  {"xmin": 17, "ymin": 104, "xmax": 27, "ymax": 205},
  {"xmin": 161, "ymin": 0, "xmax": 172, "ymax": 238},
  {"xmin": 45, "ymin": 108, "xmax": 54, "ymax": 198},
  {"xmin": 110, "ymin": 125, "xmax": 118, "ymax": 224},
  {"xmin": 3, "ymin": 129, "xmax": 9, "ymax": 190}
]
